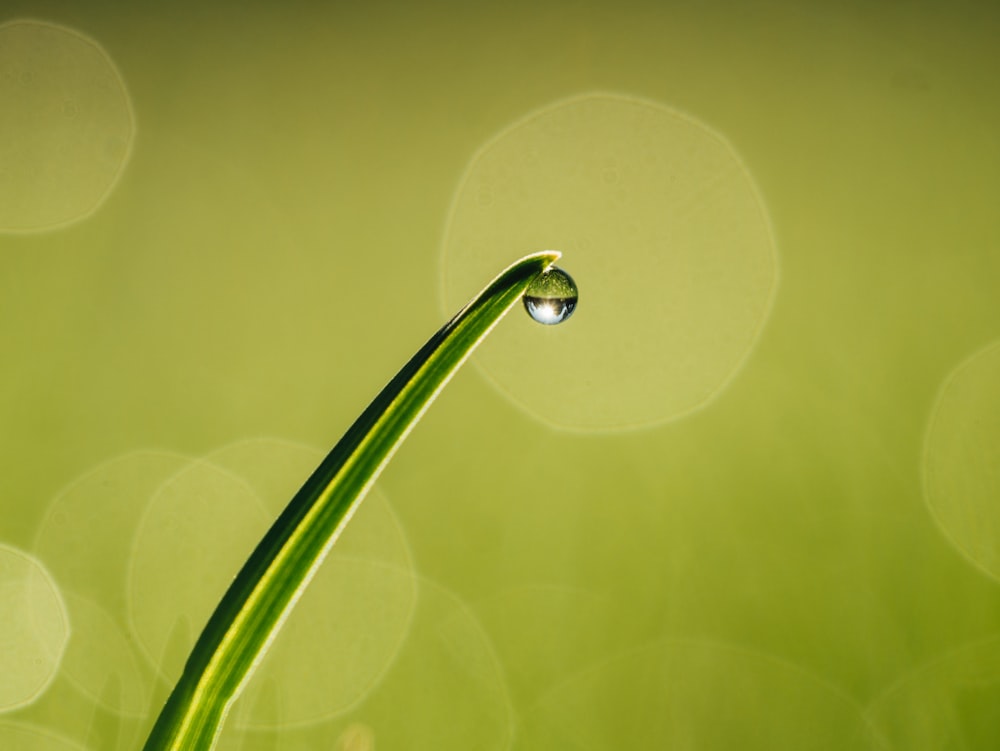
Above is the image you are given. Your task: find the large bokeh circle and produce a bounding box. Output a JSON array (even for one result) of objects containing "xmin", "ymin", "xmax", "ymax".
[
  {"xmin": 0, "ymin": 20, "xmax": 134, "ymax": 232},
  {"xmin": 442, "ymin": 92, "xmax": 777, "ymax": 431}
]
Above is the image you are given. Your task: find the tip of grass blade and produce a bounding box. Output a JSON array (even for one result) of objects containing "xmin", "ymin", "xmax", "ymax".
[{"xmin": 528, "ymin": 249, "xmax": 561, "ymax": 266}]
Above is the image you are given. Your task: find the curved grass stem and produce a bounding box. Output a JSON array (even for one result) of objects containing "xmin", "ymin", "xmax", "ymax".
[{"xmin": 141, "ymin": 251, "xmax": 560, "ymax": 750}]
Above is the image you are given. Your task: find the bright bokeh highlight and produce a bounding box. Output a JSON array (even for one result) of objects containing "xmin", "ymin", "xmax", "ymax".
[
  {"xmin": 0, "ymin": 20, "xmax": 133, "ymax": 232},
  {"xmin": 0, "ymin": 545, "xmax": 69, "ymax": 712},
  {"xmin": 443, "ymin": 92, "xmax": 777, "ymax": 431}
]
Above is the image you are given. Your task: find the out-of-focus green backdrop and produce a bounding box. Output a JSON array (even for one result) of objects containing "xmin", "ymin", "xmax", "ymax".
[{"xmin": 2, "ymin": 0, "xmax": 999, "ymax": 749}]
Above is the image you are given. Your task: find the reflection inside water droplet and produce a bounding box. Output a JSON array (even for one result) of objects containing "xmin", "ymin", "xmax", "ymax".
[{"xmin": 524, "ymin": 265, "xmax": 578, "ymax": 325}]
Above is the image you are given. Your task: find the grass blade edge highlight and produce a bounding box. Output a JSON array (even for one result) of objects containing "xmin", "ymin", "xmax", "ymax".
[{"xmin": 142, "ymin": 250, "xmax": 561, "ymax": 750}]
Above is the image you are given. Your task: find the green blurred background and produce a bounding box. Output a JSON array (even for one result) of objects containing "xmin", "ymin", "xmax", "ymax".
[{"xmin": 2, "ymin": 0, "xmax": 999, "ymax": 748}]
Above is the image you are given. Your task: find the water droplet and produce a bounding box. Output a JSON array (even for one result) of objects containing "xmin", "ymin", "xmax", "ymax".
[{"xmin": 523, "ymin": 266, "xmax": 578, "ymax": 325}]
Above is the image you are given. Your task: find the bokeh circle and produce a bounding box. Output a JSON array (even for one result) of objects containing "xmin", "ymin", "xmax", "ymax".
[
  {"xmin": 442, "ymin": 92, "xmax": 777, "ymax": 431},
  {"xmin": 520, "ymin": 639, "xmax": 881, "ymax": 749},
  {"xmin": 924, "ymin": 341, "xmax": 1000, "ymax": 581},
  {"xmin": 0, "ymin": 544, "xmax": 70, "ymax": 712},
  {"xmin": 0, "ymin": 722, "xmax": 89, "ymax": 751},
  {"xmin": 0, "ymin": 19, "xmax": 134, "ymax": 232},
  {"xmin": 866, "ymin": 636, "xmax": 1000, "ymax": 751},
  {"xmin": 127, "ymin": 439, "xmax": 418, "ymax": 728}
]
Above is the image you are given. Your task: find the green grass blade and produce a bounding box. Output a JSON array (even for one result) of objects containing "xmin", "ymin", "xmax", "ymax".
[{"xmin": 142, "ymin": 250, "xmax": 561, "ymax": 750}]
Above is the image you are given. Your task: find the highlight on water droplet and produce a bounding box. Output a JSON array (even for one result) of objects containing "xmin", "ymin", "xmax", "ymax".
[{"xmin": 524, "ymin": 265, "xmax": 578, "ymax": 325}]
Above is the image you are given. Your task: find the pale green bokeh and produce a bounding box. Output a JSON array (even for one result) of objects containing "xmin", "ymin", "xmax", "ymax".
[
  {"xmin": 0, "ymin": 20, "xmax": 133, "ymax": 232},
  {"xmin": 206, "ymin": 439, "xmax": 415, "ymax": 571},
  {"xmin": 471, "ymin": 585, "xmax": 619, "ymax": 710},
  {"xmin": 924, "ymin": 341, "xmax": 1000, "ymax": 581},
  {"xmin": 32, "ymin": 452, "xmax": 186, "ymax": 721},
  {"xmin": 199, "ymin": 577, "xmax": 512, "ymax": 750},
  {"xmin": 333, "ymin": 723, "xmax": 375, "ymax": 751},
  {"xmin": 34, "ymin": 451, "xmax": 193, "ymax": 616},
  {"xmin": 57, "ymin": 592, "xmax": 150, "ymax": 718},
  {"xmin": 0, "ymin": 721, "xmax": 89, "ymax": 751},
  {"xmin": 0, "ymin": 545, "xmax": 69, "ymax": 712},
  {"xmin": 443, "ymin": 92, "xmax": 777, "ymax": 431},
  {"xmin": 520, "ymin": 639, "xmax": 883, "ymax": 749},
  {"xmin": 127, "ymin": 441, "xmax": 417, "ymax": 729},
  {"xmin": 866, "ymin": 636, "xmax": 1000, "ymax": 751},
  {"xmin": 287, "ymin": 577, "xmax": 513, "ymax": 751},
  {"xmin": 1, "ymin": 1, "xmax": 999, "ymax": 749},
  {"xmin": 126, "ymin": 459, "xmax": 267, "ymax": 675}
]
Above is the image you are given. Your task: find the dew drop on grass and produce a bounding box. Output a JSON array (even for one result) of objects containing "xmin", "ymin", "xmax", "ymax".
[{"xmin": 524, "ymin": 266, "xmax": 578, "ymax": 325}]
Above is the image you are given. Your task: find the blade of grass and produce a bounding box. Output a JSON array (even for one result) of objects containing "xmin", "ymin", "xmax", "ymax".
[{"xmin": 142, "ymin": 250, "xmax": 561, "ymax": 750}]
